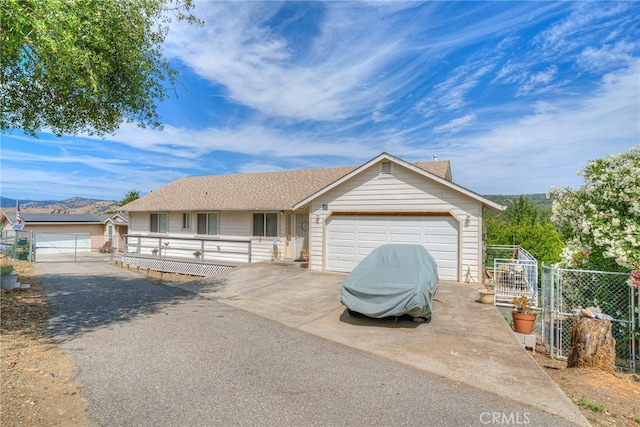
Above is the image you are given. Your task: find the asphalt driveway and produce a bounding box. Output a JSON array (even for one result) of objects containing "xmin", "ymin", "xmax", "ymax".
[{"xmin": 38, "ymin": 256, "xmax": 586, "ymax": 426}]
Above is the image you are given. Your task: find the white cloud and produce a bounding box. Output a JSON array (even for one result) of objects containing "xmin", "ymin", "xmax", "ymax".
[
  {"xmin": 164, "ymin": 2, "xmax": 406, "ymax": 122},
  {"xmin": 518, "ymin": 65, "xmax": 559, "ymax": 95},
  {"xmin": 417, "ymin": 60, "xmax": 497, "ymax": 117},
  {"xmin": 535, "ymin": 2, "xmax": 630, "ymax": 56},
  {"xmin": 448, "ymin": 60, "xmax": 640, "ymax": 193},
  {"xmin": 577, "ymin": 41, "xmax": 637, "ymax": 72},
  {"xmin": 434, "ymin": 114, "xmax": 477, "ymax": 134}
]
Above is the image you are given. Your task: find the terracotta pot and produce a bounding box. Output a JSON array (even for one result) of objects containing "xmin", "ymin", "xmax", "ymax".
[
  {"xmin": 478, "ymin": 289, "xmax": 495, "ymax": 304},
  {"xmin": 512, "ymin": 311, "xmax": 536, "ymax": 334}
]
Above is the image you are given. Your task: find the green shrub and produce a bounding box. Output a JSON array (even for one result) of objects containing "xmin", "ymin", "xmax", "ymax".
[{"xmin": 1, "ymin": 264, "xmax": 15, "ymax": 275}]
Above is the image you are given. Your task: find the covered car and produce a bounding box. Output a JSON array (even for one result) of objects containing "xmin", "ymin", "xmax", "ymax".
[{"xmin": 340, "ymin": 244, "xmax": 439, "ymax": 320}]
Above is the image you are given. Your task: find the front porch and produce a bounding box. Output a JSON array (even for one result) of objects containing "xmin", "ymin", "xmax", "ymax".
[
  {"xmin": 121, "ymin": 234, "xmax": 252, "ymax": 276},
  {"xmin": 120, "ymin": 233, "xmax": 310, "ymax": 277}
]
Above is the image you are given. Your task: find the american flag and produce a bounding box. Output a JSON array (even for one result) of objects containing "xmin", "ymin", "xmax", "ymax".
[{"xmin": 15, "ymin": 201, "xmax": 22, "ymax": 224}]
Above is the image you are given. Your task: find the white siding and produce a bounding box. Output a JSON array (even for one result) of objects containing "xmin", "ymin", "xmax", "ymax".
[{"xmin": 308, "ymin": 161, "xmax": 485, "ymax": 282}]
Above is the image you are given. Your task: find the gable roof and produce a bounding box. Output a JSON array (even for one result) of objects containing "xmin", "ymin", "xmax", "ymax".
[
  {"xmin": 294, "ymin": 153, "xmax": 502, "ymax": 211},
  {"xmin": 122, "ymin": 158, "xmax": 453, "ymax": 212}
]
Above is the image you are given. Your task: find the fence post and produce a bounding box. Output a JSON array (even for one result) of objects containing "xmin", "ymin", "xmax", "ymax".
[
  {"xmin": 635, "ymin": 285, "xmax": 639, "ymax": 370},
  {"xmin": 549, "ymin": 264, "xmax": 555, "ymax": 359}
]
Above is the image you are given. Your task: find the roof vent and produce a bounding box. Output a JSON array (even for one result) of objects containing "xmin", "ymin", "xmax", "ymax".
[{"xmin": 381, "ymin": 161, "xmax": 392, "ymax": 175}]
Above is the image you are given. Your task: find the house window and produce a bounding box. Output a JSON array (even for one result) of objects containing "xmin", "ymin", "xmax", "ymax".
[
  {"xmin": 182, "ymin": 213, "xmax": 191, "ymax": 229},
  {"xmin": 150, "ymin": 213, "xmax": 167, "ymax": 233},
  {"xmin": 197, "ymin": 213, "xmax": 218, "ymax": 235},
  {"xmin": 252, "ymin": 213, "xmax": 277, "ymax": 237}
]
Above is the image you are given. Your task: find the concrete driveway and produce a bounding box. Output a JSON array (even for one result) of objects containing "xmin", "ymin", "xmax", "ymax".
[
  {"xmin": 175, "ymin": 261, "xmax": 587, "ymax": 425},
  {"xmin": 37, "ymin": 255, "xmax": 588, "ymax": 426}
]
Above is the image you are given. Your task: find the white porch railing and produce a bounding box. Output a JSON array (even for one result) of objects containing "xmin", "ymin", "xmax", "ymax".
[{"xmin": 122, "ymin": 235, "xmax": 251, "ymax": 276}]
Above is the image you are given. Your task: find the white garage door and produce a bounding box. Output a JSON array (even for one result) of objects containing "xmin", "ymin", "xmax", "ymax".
[
  {"xmin": 326, "ymin": 215, "xmax": 459, "ymax": 281},
  {"xmin": 35, "ymin": 233, "xmax": 92, "ymax": 254}
]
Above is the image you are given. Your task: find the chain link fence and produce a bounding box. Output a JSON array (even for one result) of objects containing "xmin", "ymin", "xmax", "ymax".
[
  {"xmin": 541, "ymin": 264, "xmax": 637, "ymax": 370},
  {"xmin": 1, "ymin": 230, "xmax": 34, "ymax": 260}
]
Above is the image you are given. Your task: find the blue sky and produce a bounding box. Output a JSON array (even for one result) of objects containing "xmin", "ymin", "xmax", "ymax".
[{"xmin": 1, "ymin": 1, "xmax": 639, "ymax": 202}]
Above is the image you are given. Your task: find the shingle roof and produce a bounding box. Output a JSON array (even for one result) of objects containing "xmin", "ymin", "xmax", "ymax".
[
  {"xmin": 415, "ymin": 161, "xmax": 452, "ymax": 181},
  {"xmin": 123, "ymin": 160, "xmax": 452, "ymax": 212}
]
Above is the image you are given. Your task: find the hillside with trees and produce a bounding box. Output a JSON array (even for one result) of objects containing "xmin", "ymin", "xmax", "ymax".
[
  {"xmin": 484, "ymin": 193, "xmax": 551, "ymax": 209},
  {"xmin": 484, "ymin": 195, "xmax": 564, "ymax": 268}
]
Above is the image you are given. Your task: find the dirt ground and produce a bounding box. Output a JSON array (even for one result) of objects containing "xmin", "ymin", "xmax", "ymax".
[{"xmin": 1, "ymin": 259, "xmax": 639, "ymax": 426}]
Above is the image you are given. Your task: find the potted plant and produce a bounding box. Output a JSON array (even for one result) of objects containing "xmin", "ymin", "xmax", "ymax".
[
  {"xmin": 478, "ymin": 282, "xmax": 495, "ymax": 304},
  {"xmin": 511, "ymin": 295, "xmax": 536, "ymax": 334},
  {"xmin": 1, "ymin": 264, "xmax": 18, "ymax": 290},
  {"xmin": 300, "ymin": 249, "xmax": 309, "ymax": 268}
]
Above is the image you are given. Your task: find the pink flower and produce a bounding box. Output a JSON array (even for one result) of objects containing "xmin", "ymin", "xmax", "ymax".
[{"xmin": 631, "ymin": 263, "xmax": 640, "ymax": 287}]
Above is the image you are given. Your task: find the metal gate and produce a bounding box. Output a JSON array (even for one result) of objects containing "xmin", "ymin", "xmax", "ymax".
[
  {"xmin": 541, "ymin": 264, "xmax": 637, "ymax": 370},
  {"xmin": 34, "ymin": 233, "xmax": 92, "ymax": 260},
  {"xmin": 486, "ymin": 245, "xmax": 538, "ymax": 306}
]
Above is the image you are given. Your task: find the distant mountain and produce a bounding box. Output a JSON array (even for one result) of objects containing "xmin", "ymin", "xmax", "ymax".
[
  {"xmin": 484, "ymin": 193, "xmax": 552, "ymax": 208},
  {"xmin": 0, "ymin": 197, "xmax": 58, "ymax": 208},
  {"xmin": 1, "ymin": 197, "xmax": 118, "ymax": 214}
]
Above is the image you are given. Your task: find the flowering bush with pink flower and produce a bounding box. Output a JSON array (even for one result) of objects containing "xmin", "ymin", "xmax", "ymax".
[{"xmin": 631, "ymin": 263, "xmax": 640, "ymax": 287}]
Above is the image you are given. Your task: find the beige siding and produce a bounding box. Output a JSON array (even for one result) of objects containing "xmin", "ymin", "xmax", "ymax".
[
  {"xmin": 220, "ymin": 211, "xmax": 250, "ymax": 237},
  {"xmin": 129, "ymin": 212, "xmax": 148, "ymax": 234},
  {"xmin": 102, "ymin": 222, "xmax": 127, "ymax": 251},
  {"xmin": 309, "ymin": 161, "xmax": 485, "ymax": 282}
]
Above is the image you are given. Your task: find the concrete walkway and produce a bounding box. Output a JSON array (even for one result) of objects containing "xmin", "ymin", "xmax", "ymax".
[{"xmin": 173, "ymin": 262, "xmax": 588, "ymax": 426}]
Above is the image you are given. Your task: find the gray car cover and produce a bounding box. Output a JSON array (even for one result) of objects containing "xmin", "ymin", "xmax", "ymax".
[{"xmin": 340, "ymin": 244, "xmax": 439, "ymax": 319}]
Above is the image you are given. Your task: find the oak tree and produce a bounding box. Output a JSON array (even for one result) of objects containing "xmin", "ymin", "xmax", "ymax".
[{"xmin": 1, "ymin": 0, "xmax": 200, "ymax": 137}]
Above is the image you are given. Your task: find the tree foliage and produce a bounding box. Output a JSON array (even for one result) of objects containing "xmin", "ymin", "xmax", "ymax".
[
  {"xmin": 119, "ymin": 190, "xmax": 141, "ymax": 206},
  {"xmin": 1, "ymin": 0, "xmax": 200, "ymax": 137},
  {"xmin": 549, "ymin": 146, "xmax": 640, "ymax": 272},
  {"xmin": 485, "ymin": 196, "xmax": 564, "ymax": 267}
]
